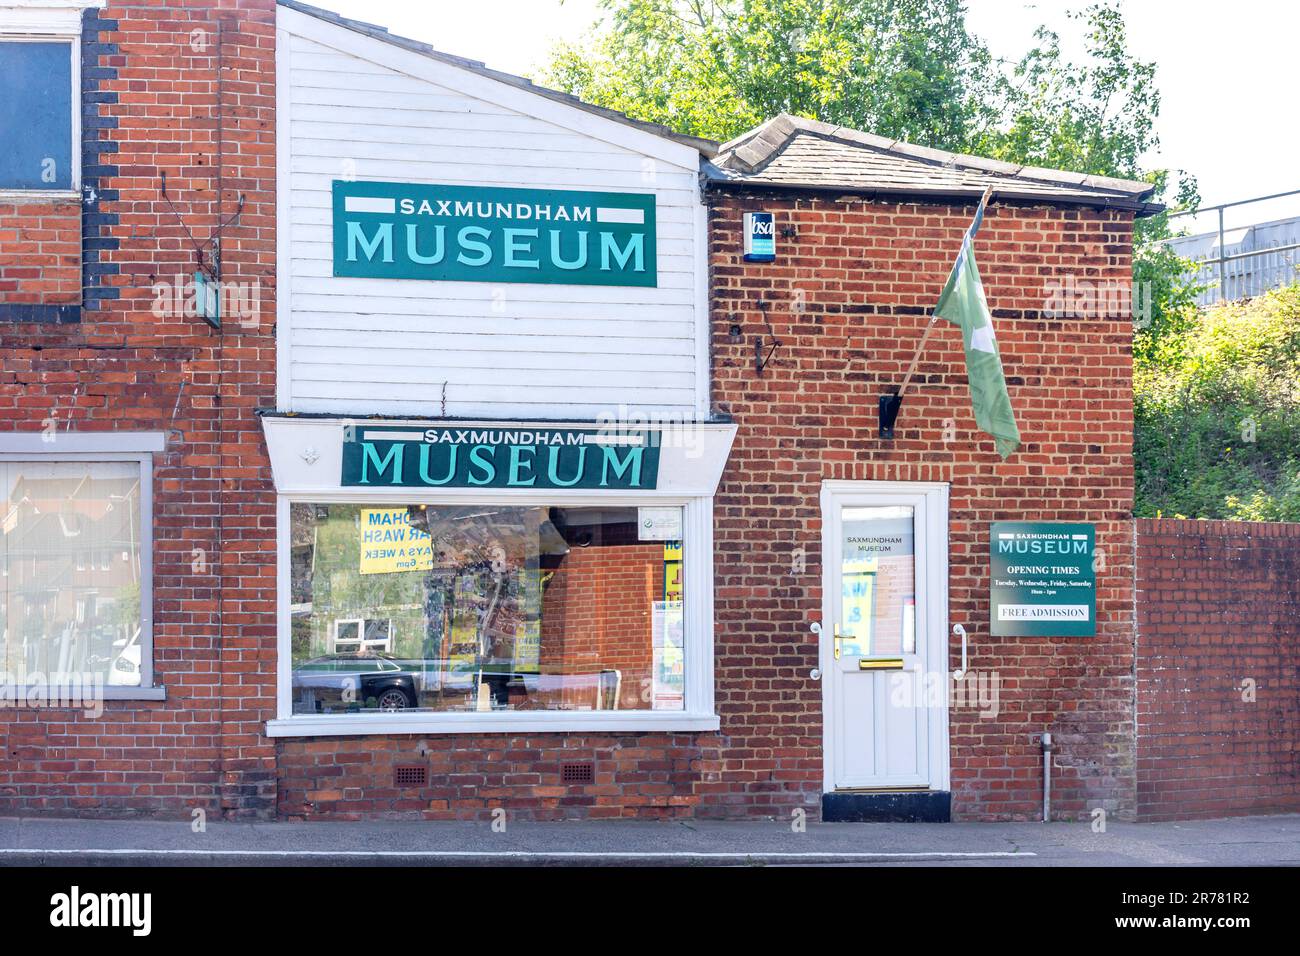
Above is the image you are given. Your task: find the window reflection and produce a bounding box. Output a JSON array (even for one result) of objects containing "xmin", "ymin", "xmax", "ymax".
[
  {"xmin": 1, "ymin": 462, "xmax": 144, "ymax": 684},
  {"xmin": 290, "ymin": 504, "xmax": 685, "ymax": 715},
  {"xmin": 840, "ymin": 505, "xmax": 915, "ymax": 656}
]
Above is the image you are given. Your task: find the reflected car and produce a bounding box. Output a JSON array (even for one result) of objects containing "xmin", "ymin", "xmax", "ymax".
[
  {"xmin": 293, "ymin": 653, "xmax": 419, "ymax": 710},
  {"xmin": 107, "ymin": 629, "xmax": 143, "ymax": 687}
]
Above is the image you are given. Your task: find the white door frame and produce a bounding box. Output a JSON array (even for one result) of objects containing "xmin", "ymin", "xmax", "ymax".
[{"xmin": 819, "ymin": 480, "xmax": 950, "ymax": 793}]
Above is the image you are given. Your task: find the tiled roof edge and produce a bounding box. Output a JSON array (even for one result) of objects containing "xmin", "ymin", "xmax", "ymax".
[
  {"xmin": 701, "ymin": 172, "xmax": 1164, "ymax": 217},
  {"xmin": 715, "ymin": 113, "xmax": 1157, "ymax": 201}
]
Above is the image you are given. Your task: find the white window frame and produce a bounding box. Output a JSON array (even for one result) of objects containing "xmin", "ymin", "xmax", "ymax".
[
  {"xmin": 330, "ymin": 617, "xmax": 392, "ymax": 655},
  {"xmin": 268, "ymin": 491, "xmax": 718, "ymax": 737},
  {"xmin": 0, "ymin": 1, "xmax": 103, "ymax": 200},
  {"xmin": 0, "ymin": 431, "xmax": 164, "ymax": 700}
]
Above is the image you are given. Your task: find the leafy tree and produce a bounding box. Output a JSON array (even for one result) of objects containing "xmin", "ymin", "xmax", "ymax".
[
  {"xmin": 971, "ymin": 5, "xmax": 1155, "ymax": 180},
  {"xmin": 545, "ymin": 0, "xmax": 999, "ymax": 145},
  {"xmin": 963, "ymin": 5, "xmax": 1203, "ymax": 350},
  {"xmin": 1131, "ymin": 172, "xmax": 1204, "ymax": 362},
  {"xmin": 552, "ymin": 0, "xmax": 1300, "ymax": 521},
  {"xmin": 547, "ymin": 1, "xmax": 1198, "ymax": 332},
  {"xmin": 549, "ymin": 2, "xmax": 1167, "ymax": 181}
]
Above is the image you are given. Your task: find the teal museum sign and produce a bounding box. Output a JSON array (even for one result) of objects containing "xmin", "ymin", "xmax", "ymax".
[
  {"xmin": 990, "ymin": 522, "xmax": 1096, "ymax": 637},
  {"xmin": 341, "ymin": 425, "xmax": 661, "ymax": 490},
  {"xmin": 332, "ymin": 180, "xmax": 657, "ymax": 287}
]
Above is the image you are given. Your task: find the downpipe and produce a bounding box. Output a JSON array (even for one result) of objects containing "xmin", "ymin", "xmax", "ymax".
[{"xmin": 1041, "ymin": 731, "xmax": 1054, "ymax": 823}]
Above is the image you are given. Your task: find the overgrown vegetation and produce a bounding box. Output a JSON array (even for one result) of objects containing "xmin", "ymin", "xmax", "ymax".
[{"xmin": 1135, "ymin": 284, "xmax": 1300, "ymax": 520}]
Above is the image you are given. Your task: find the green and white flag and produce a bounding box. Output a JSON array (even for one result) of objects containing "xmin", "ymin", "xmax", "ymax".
[{"xmin": 934, "ymin": 200, "xmax": 1021, "ymax": 460}]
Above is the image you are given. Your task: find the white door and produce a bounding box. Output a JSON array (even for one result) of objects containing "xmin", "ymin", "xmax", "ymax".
[{"xmin": 820, "ymin": 481, "xmax": 949, "ymax": 792}]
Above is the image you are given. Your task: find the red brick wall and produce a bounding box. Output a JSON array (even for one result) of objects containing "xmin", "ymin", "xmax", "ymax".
[
  {"xmin": 1136, "ymin": 518, "xmax": 1300, "ymax": 820},
  {"xmin": 1, "ymin": 7, "xmax": 1152, "ymax": 822},
  {"xmin": 708, "ymin": 192, "xmax": 1138, "ymax": 821},
  {"xmin": 278, "ymin": 732, "xmax": 718, "ymax": 821},
  {"xmin": 0, "ymin": 0, "xmax": 277, "ymax": 818},
  {"xmin": 0, "ymin": 200, "xmax": 82, "ymax": 305},
  {"xmin": 539, "ymin": 542, "xmax": 664, "ymax": 710}
]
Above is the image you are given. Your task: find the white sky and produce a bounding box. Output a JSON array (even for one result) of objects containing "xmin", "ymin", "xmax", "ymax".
[{"xmin": 319, "ymin": 0, "xmax": 1300, "ymax": 233}]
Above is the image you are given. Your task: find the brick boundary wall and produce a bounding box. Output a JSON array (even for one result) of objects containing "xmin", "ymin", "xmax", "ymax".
[{"xmin": 1136, "ymin": 518, "xmax": 1300, "ymax": 820}]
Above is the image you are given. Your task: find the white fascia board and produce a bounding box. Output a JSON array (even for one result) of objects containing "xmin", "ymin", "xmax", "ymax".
[
  {"xmin": 276, "ymin": 4, "xmax": 701, "ymax": 172},
  {"xmin": 0, "ymin": 1, "xmax": 104, "ymax": 34},
  {"xmin": 261, "ymin": 415, "xmax": 736, "ymax": 498}
]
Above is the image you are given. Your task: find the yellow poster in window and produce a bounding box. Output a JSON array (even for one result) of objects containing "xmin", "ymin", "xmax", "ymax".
[
  {"xmin": 359, "ymin": 507, "xmax": 434, "ymax": 575},
  {"xmin": 663, "ymin": 540, "xmax": 683, "ymax": 602}
]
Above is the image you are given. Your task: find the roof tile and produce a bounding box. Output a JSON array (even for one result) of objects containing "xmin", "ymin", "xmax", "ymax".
[{"xmin": 711, "ymin": 114, "xmax": 1161, "ymax": 215}]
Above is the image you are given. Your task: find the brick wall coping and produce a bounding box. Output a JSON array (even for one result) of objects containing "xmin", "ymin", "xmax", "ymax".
[{"xmin": 1136, "ymin": 517, "xmax": 1300, "ymax": 538}]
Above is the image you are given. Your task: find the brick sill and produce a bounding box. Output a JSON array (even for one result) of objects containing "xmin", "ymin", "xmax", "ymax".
[{"xmin": 266, "ymin": 711, "xmax": 721, "ymax": 737}]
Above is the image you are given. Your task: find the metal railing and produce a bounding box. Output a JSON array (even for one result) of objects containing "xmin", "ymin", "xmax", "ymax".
[{"xmin": 1165, "ymin": 188, "xmax": 1300, "ymax": 304}]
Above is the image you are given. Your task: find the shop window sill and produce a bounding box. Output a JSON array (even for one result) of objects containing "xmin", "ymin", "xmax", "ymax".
[
  {"xmin": 102, "ymin": 686, "xmax": 167, "ymax": 701},
  {"xmin": 266, "ymin": 710, "xmax": 720, "ymax": 738}
]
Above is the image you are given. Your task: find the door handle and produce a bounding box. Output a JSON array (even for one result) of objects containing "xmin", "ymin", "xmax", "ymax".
[
  {"xmin": 833, "ymin": 629, "xmax": 845, "ymax": 660},
  {"xmin": 858, "ymin": 657, "xmax": 904, "ymax": 670}
]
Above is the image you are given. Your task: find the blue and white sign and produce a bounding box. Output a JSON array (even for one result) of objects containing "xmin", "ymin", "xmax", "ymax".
[
  {"xmin": 332, "ymin": 180, "xmax": 657, "ymax": 287},
  {"xmin": 743, "ymin": 212, "xmax": 776, "ymax": 262}
]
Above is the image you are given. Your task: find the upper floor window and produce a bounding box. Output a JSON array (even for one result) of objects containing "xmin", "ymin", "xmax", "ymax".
[{"xmin": 0, "ymin": 38, "xmax": 77, "ymax": 191}]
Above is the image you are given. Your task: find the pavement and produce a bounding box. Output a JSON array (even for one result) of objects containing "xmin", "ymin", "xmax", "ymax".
[{"xmin": 1, "ymin": 813, "xmax": 1299, "ymax": 865}]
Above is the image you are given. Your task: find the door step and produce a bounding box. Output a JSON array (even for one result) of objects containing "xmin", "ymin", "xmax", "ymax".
[{"xmin": 822, "ymin": 790, "xmax": 951, "ymax": 822}]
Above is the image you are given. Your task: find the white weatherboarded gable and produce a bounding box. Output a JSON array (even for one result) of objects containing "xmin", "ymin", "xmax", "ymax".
[{"xmin": 276, "ymin": 5, "xmax": 710, "ymax": 420}]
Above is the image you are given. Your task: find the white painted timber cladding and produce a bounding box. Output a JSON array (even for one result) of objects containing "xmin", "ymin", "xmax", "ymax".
[{"xmin": 278, "ymin": 14, "xmax": 708, "ymax": 420}]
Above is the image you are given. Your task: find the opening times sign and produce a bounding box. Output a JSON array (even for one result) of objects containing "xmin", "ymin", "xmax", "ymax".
[{"xmin": 990, "ymin": 522, "xmax": 1096, "ymax": 636}]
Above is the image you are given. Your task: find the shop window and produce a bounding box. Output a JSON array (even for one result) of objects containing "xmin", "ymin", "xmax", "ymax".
[
  {"xmin": 0, "ymin": 459, "xmax": 152, "ymax": 688},
  {"xmin": 289, "ymin": 503, "xmax": 686, "ymax": 716},
  {"xmin": 0, "ymin": 39, "xmax": 77, "ymax": 191}
]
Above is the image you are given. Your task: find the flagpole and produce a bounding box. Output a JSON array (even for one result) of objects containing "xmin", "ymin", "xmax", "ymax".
[
  {"xmin": 894, "ymin": 185, "xmax": 993, "ymax": 401},
  {"xmin": 896, "ymin": 318, "xmax": 938, "ymax": 400}
]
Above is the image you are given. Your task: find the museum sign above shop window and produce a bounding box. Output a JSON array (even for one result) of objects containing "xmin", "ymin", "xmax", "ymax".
[
  {"xmin": 261, "ymin": 416, "xmax": 737, "ymax": 736},
  {"xmin": 342, "ymin": 425, "xmax": 661, "ymax": 490},
  {"xmin": 332, "ymin": 181, "xmax": 658, "ymax": 287}
]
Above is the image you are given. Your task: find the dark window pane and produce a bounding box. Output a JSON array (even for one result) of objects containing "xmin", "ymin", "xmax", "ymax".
[{"xmin": 0, "ymin": 41, "xmax": 74, "ymax": 189}]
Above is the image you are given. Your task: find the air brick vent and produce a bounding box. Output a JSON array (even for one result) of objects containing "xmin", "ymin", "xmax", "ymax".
[
  {"xmin": 561, "ymin": 761, "xmax": 595, "ymax": 785},
  {"xmin": 394, "ymin": 765, "xmax": 428, "ymax": 787}
]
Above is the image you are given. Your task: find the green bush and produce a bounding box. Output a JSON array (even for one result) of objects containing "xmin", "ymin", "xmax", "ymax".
[{"xmin": 1134, "ymin": 283, "xmax": 1300, "ymax": 519}]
